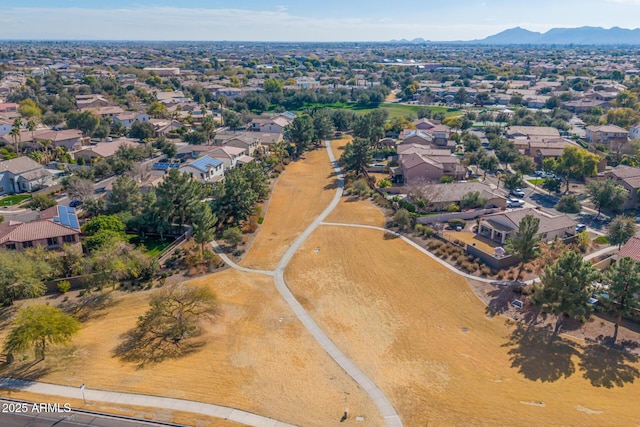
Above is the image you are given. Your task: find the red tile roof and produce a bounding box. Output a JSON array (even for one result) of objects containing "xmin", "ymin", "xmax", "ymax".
[
  {"xmin": 0, "ymin": 220, "xmax": 79, "ymax": 244},
  {"xmin": 618, "ymin": 237, "xmax": 640, "ymax": 261}
]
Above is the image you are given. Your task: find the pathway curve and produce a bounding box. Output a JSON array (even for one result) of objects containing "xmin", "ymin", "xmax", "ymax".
[
  {"xmin": 210, "ymin": 141, "xmax": 403, "ymax": 427},
  {"xmin": 0, "ymin": 378, "xmax": 295, "ymax": 427}
]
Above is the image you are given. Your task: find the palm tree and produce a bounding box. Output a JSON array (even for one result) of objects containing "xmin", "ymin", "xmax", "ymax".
[
  {"xmin": 26, "ymin": 119, "xmax": 37, "ymax": 147},
  {"xmin": 10, "ymin": 118, "xmax": 22, "ymax": 154}
]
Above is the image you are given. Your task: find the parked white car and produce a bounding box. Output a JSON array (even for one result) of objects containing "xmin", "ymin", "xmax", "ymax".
[{"xmin": 507, "ymin": 198, "xmax": 525, "ymax": 208}]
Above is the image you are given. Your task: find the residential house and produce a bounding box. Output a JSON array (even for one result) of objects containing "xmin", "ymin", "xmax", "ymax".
[
  {"xmin": 477, "ymin": 208, "xmax": 576, "ymax": 244},
  {"xmin": 393, "ymin": 152, "xmax": 465, "ymax": 184},
  {"xmin": 397, "ymin": 130, "xmax": 433, "ymax": 147},
  {"xmin": 506, "ymin": 126, "xmax": 560, "ymax": 139},
  {"xmin": 420, "ymin": 182, "xmax": 507, "ymax": 211},
  {"xmin": 73, "ymin": 138, "xmax": 135, "ymax": 163},
  {"xmin": 0, "ymin": 120, "xmax": 12, "ymax": 136},
  {"xmin": 0, "ymin": 205, "xmax": 81, "ymax": 250},
  {"xmin": 113, "ymin": 112, "xmax": 151, "ymax": 129},
  {"xmin": 0, "ymin": 156, "xmax": 51, "ymax": 195},
  {"xmin": 143, "ymin": 67, "xmax": 180, "ymax": 76},
  {"xmin": 617, "ymin": 237, "xmax": 640, "ymax": 262},
  {"xmin": 603, "ymin": 165, "xmax": 639, "ymax": 210},
  {"xmin": 81, "ymin": 106, "xmax": 125, "ymax": 119},
  {"xmin": 207, "ymin": 146, "xmax": 245, "ymax": 171},
  {"xmin": 562, "ymin": 98, "xmax": 607, "ymax": 113},
  {"xmin": 0, "ymin": 103, "xmax": 18, "ymax": 114},
  {"xmin": 178, "ymin": 155, "xmax": 224, "ymax": 184},
  {"xmin": 0, "ymin": 129, "xmax": 88, "ymax": 151},
  {"xmin": 249, "ymin": 116, "xmax": 291, "ymax": 133},
  {"xmin": 224, "ymin": 134, "xmax": 260, "ymax": 156},
  {"xmin": 631, "ymin": 123, "xmax": 640, "ymax": 140},
  {"xmin": 412, "ymin": 118, "xmax": 440, "ymax": 130},
  {"xmin": 75, "ymin": 95, "xmax": 112, "ymax": 110},
  {"xmin": 149, "ymin": 118, "xmax": 185, "ymax": 136},
  {"xmin": 585, "ymin": 124, "xmax": 629, "ymax": 145}
]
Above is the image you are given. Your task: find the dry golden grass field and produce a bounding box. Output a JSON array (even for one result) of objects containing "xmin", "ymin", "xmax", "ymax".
[
  {"xmin": 284, "ymin": 225, "xmax": 640, "ymax": 427},
  {"xmin": 329, "ymin": 136, "xmax": 351, "ymax": 161},
  {"xmin": 0, "ymin": 269, "xmax": 383, "ymax": 427},
  {"xmin": 325, "ymin": 197, "xmax": 386, "ymax": 227},
  {"xmin": 240, "ymin": 147, "xmax": 336, "ymax": 270}
]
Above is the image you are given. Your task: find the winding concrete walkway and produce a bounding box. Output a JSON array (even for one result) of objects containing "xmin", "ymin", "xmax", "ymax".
[
  {"xmin": 211, "ymin": 141, "xmax": 403, "ymax": 427},
  {"xmin": 0, "ymin": 378, "xmax": 296, "ymax": 427}
]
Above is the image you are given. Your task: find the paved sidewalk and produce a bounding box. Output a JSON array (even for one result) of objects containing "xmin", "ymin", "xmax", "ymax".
[
  {"xmin": 210, "ymin": 240, "xmax": 275, "ymax": 277},
  {"xmin": 0, "ymin": 378, "xmax": 296, "ymax": 427},
  {"xmin": 271, "ymin": 141, "xmax": 403, "ymax": 427}
]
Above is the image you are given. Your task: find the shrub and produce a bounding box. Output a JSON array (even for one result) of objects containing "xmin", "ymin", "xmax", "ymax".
[
  {"xmin": 222, "ymin": 227, "xmax": 244, "ymax": 247},
  {"xmin": 456, "ymin": 254, "xmax": 467, "ymax": 265},
  {"xmin": 353, "ymin": 179, "xmax": 371, "ymax": 197},
  {"xmin": 57, "ymin": 280, "xmax": 71, "ymax": 294},
  {"xmin": 257, "ymin": 217, "xmax": 264, "ymax": 224},
  {"xmin": 447, "ymin": 218, "xmax": 466, "ymax": 229},
  {"xmin": 575, "ymin": 230, "xmax": 590, "ymax": 252},
  {"xmin": 440, "ymin": 176, "xmax": 455, "ymax": 183},
  {"xmin": 496, "ymin": 271, "xmax": 505, "ymax": 280},
  {"xmin": 378, "ymin": 178, "xmax": 392, "ymax": 188},
  {"xmin": 444, "ymin": 203, "xmax": 460, "ymax": 213},
  {"xmin": 480, "ymin": 265, "xmax": 491, "ymax": 276},
  {"xmin": 398, "ymin": 198, "xmax": 416, "ymax": 213},
  {"xmin": 233, "ymin": 249, "xmax": 244, "ymax": 257}
]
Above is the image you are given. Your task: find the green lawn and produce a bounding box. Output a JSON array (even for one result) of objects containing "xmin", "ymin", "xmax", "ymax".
[
  {"xmin": 527, "ymin": 178, "xmax": 544, "ymax": 185},
  {"xmin": 290, "ymin": 102, "xmax": 462, "ymax": 120},
  {"xmin": 0, "ymin": 194, "xmax": 30, "ymax": 207},
  {"xmin": 128, "ymin": 235, "xmax": 175, "ymax": 257}
]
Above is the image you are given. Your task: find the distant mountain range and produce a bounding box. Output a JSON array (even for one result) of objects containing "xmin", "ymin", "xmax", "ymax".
[{"xmin": 390, "ymin": 26, "xmax": 640, "ymax": 45}]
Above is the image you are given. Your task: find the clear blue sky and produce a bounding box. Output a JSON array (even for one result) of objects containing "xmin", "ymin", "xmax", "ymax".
[{"xmin": 1, "ymin": 0, "xmax": 639, "ymax": 41}]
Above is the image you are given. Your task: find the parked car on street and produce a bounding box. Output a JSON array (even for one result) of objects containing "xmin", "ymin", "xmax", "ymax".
[
  {"xmin": 511, "ymin": 188, "xmax": 525, "ymax": 198},
  {"xmin": 507, "ymin": 198, "xmax": 525, "ymax": 208}
]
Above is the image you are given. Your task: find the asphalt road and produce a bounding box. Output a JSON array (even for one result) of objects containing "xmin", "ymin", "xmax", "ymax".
[
  {"xmin": 0, "ymin": 410, "xmax": 183, "ymax": 427},
  {"xmin": 0, "ymin": 396, "xmax": 187, "ymax": 427}
]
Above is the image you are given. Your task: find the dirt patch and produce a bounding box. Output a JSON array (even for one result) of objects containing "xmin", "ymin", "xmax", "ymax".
[
  {"xmin": 240, "ymin": 147, "xmax": 336, "ymax": 270},
  {"xmin": 285, "ymin": 225, "xmax": 640, "ymax": 427},
  {"xmin": 0, "ymin": 269, "xmax": 383, "ymax": 427}
]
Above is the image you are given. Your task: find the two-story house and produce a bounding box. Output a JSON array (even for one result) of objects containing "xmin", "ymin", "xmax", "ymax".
[
  {"xmin": 0, "ymin": 157, "xmax": 52, "ymax": 195},
  {"xmin": 178, "ymin": 156, "xmax": 224, "ymax": 184},
  {"xmin": 113, "ymin": 112, "xmax": 151, "ymax": 129},
  {"xmin": 585, "ymin": 124, "xmax": 629, "ymax": 145}
]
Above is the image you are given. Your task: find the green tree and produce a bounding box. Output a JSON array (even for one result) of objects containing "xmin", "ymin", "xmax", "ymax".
[
  {"xmin": 3, "ymin": 305, "xmax": 80, "ymax": 361},
  {"xmin": 340, "ymin": 137, "xmax": 373, "ymax": 177},
  {"xmin": 222, "ymin": 226, "xmax": 244, "ymax": 247},
  {"xmin": 156, "ymin": 169, "xmax": 206, "ymax": 228},
  {"xmin": 505, "ymin": 214, "xmax": 541, "ymax": 279},
  {"xmin": 454, "ymin": 88, "xmax": 468, "ymax": 106},
  {"xmin": 393, "ymin": 208, "xmax": 411, "ymax": 230},
  {"xmin": 147, "ymin": 101, "xmax": 168, "ymax": 119},
  {"xmin": 222, "ymin": 110, "xmax": 243, "ymax": 130},
  {"xmin": 545, "ymin": 146, "xmax": 600, "ymax": 193},
  {"xmin": 502, "ymin": 172, "xmax": 523, "ymax": 191},
  {"xmin": 129, "ymin": 121, "xmax": 155, "ymax": 140},
  {"xmin": 285, "ymin": 115, "xmax": 314, "ymax": 158},
  {"xmin": 479, "ymin": 154, "xmax": 499, "ymax": 179},
  {"xmin": 534, "ymin": 250, "xmax": 599, "ymax": 338},
  {"xmin": 26, "ymin": 119, "xmax": 36, "ymax": 143},
  {"xmin": 607, "ymin": 108, "xmax": 640, "ymax": 129},
  {"xmin": 18, "ymin": 99, "xmax": 42, "ymax": 119},
  {"xmin": 512, "ymin": 156, "xmax": 536, "ymax": 177},
  {"xmin": 66, "ymin": 110, "xmax": 100, "ymax": 137},
  {"xmin": 263, "ymin": 78, "xmax": 283, "ymax": 94},
  {"xmin": 9, "ymin": 118, "xmax": 22, "ymax": 154},
  {"xmin": 607, "ymin": 216, "xmax": 636, "ymax": 249},
  {"xmin": 311, "ymin": 109, "xmax": 335, "ymax": 145},
  {"xmin": 210, "ymin": 167, "xmax": 257, "ymax": 225},
  {"xmin": 603, "ymin": 257, "xmax": 640, "ymax": 344},
  {"xmin": 191, "ymin": 203, "xmax": 218, "ymax": 252},
  {"xmin": 201, "ymin": 115, "xmax": 216, "ymax": 144},
  {"xmin": 108, "ymin": 176, "xmax": 143, "ymax": 215},
  {"xmin": 0, "ymin": 248, "xmax": 52, "ymax": 306},
  {"xmin": 586, "ymin": 179, "xmax": 628, "ymax": 217},
  {"xmin": 460, "ymin": 191, "xmax": 488, "ymax": 209},
  {"xmin": 555, "ymin": 195, "xmax": 581, "ymax": 213}
]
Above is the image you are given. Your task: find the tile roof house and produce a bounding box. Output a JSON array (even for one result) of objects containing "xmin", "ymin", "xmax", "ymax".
[
  {"xmin": 477, "ymin": 208, "xmax": 576, "ymax": 245},
  {"xmin": 418, "ymin": 181, "xmax": 507, "ymax": 211},
  {"xmin": 249, "ymin": 117, "xmax": 291, "ymax": 133},
  {"xmin": 618, "ymin": 237, "xmax": 640, "ymax": 261},
  {"xmin": 0, "ymin": 156, "xmax": 52, "ymax": 195},
  {"xmin": 223, "ymin": 134, "xmax": 261, "ymax": 156},
  {"xmin": 0, "ymin": 129, "xmax": 88, "ymax": 151},
  {"xmin": 207, "ymin": 146, "xmax": 246, "ymax": 171},
  {"xmin": 603, "ymin": 165, "xmax": 639, "ymax": 210},
  {"xmin": 393, "ymin": 152, "xmax": 465, "ymax": 184},
  {"xmin": 506, "ymin": 126, "xmax": 561, "ymax": 139},
  {"xmin": 73, "ymin": 138, "xmax": 135, "ymax": 162},
  {"xmin": 586, "ymin": 124, "xmax": 629, "ymax": 145},
  {"xmin": 179, "ymin": 155, "xmax": 224, "ymax": 184},
  {"xmin": 0, "ymin": 205, "xmax": 81, "ymax": 251},
  {"xmin": 113, "ymin": 112, "xmax": 151, "ymax": 129}
]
